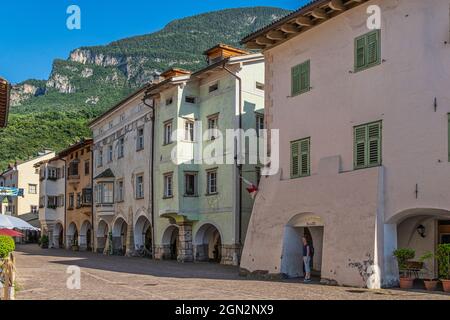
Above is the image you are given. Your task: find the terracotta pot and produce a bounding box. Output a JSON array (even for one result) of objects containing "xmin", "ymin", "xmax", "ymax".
[
  {"xmin": 423, "ymin": 280, "xmax": 438, "ymax": 291},
  {"xmin": 399, "ymin": 277, "xmax": 414, "ymax": 289},
  {"xmin": 441, "ymin": 279, "xmax": 450, "ymax": 293}
]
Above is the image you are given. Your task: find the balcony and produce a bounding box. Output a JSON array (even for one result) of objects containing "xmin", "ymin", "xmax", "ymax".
[{"xmin": 96, "ymin": 203, "xmax": 115, "ymax": 216}]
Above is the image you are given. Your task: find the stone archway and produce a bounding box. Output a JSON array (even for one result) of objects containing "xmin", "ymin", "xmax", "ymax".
[
  {"xmin": 281, "ymin": 213, "xmax": 325, "ymax": 279},
  {"xmin": 162, "ymin": 225, "xmax": 179, "ymax": 260},
  {"xmin": 112, "ymin": 217, "xmax": 128, "ymax": 255},
  {"xmin": 134, "ymin": 215, "xmax": 152, "ymax": 257},
  {"xmin": 53, "ymin": 222, "xmax": 64, "ymax": 248},
  {"xmin": 67, "ymin": 222, "xmax": 78, "ymax": 249},
  {"xmin": 96, "ymin": 220, "xmax": 109, "ymax": 253},
  {"xmin": 80, "ymin": 220, "xmax": 92, "ymax": 251},
  {"xmin": 194, "ymin": 223, "xmax": 222, "ymax": 263}
]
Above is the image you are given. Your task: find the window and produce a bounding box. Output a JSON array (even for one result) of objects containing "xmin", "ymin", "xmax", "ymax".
[
  {"xmin": 68, "ymin": 161, "xmax": 79, "ymax": 176},
  {"xmin": 84, "ymin": 161, "xmax": 90, "ymax": 175},
  {"xmin": 166, "ymin": 97, "xmax": 173, "ymax": 105},
  {"xmin": 30, "ymin": 205, "xmax": 38, "ymax": 214},
  {"xmin": 185, "ymin": 96, "xmax": 196, "ymax": 104},
  {"xmin": 355, "ymin": 30, "xmax": 381, "ymax": 72},
  {"xmin": 97, "ymin": 183, "xmax": 114, "ymax": 204},
  {"xmin": 354, "ymin": 121, "xmax": 382, "ymax": 169},
  {"xmin": 82, "ymin": 188, "xmax": 92, "ymax": 205},
  {"xmin": 256, "ymin": 82, "xmax": 265, "ymax": 91},
  {"xmin": 207, "ymin": 114, "xmax": 219, "ymax": 140},
  {"xmin": 137, "ymin": 127, "xmax": 144, "ymax": 151},
  {"xmin": 164, "ymin": 121, "xmax": 173, "ymax": 145},
  {"xmin": 69, "ymin": 193, "xmax": 74, "ymax": 209},
  {"xmin": 47, "ymin": 167, "xmax": 58, "ymax": 180},
  {"xmin": 184, "ymin": 172, "xmax": 197, "ymax": 196},
  {"xmin": 163, "ymin": 173, "xmax": 173, "ymax": 198},
  {"xmin": 207, "ymin": 170, "xmax": 218, "ymax": 194},
  {"xmin": 117, "ymin": 180, "xmax": 124, "ymax": 202},
  {"xmin": 107, "ymin": 145, "xmax": 113, "ymax": 162},
  {"xmin": 108, "ymin": 121, "xmax": 113, "ymax": 129},
  {"xmin": 76, "ymin": 193, "xmax": 82, "ymax": 208},
  {"xmin": 118, "ymin": 137, "xmax": 125, "ymax": 158},
  {"xmin": 256, "ymin": 114, "xmax": 264, "ymax": 137},
  {"xmin": 57, "ymin": 195, "xmax": 64, "ymax": 207},
  {"xmin": 97, "ymin": 149, "xmax": 103, "ymax": 167},
  {"xmin": 291, "ymin": 138, "xmax": 310, "ymax": 178},
  {"xmin": 209, "ymin": 82, "xmax": 219, "ymax": 93},
  {"xmin": 291, "ymin": 60, "xmax": 310, "ymax": 96},
  {"xmin": 136, "ymin": 175, "xmax": 144, "ymax": 199},
  {"xmin": 184, "ymin": 120, "xmax": 194, "ymax": 142},
  {"xmin": 28, "ymin": 184, "xmax": 37, "ymax": 194}
]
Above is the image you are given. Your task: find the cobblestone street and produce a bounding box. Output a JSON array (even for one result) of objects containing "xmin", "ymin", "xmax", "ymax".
[{"xmin": 13, "ymin": 245, "xmax": 450, "ymax": 300}]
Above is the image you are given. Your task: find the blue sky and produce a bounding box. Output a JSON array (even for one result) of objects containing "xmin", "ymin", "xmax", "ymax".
[{"xmin": 0, "ymin": 0, "xmax": 303, "ymax": 84}]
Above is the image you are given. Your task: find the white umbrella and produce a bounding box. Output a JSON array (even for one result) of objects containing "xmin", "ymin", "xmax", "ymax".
[{"xmin": 0, "ymin": 215, "xmax": 39, "ymax": 231}]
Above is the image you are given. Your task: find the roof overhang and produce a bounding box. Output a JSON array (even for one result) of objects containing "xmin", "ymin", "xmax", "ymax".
[
  {"xmin": 0, "ymin": 77, "xmax": 11, "ymax": 128},
  {"xmin": 58, "ymin": 139, "xmax": 93, "ymax": 159},
  {"xmin": 241, "ymin": 0, "xmax": 369, "ymax": 50}
]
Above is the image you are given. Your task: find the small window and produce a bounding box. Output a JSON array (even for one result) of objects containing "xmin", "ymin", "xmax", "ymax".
[
  {"xmin": 166, "ymin": 97, "xmax": 173, "ymax": 105},
  {"xmin": 97, "ymin": 149, "xmax": 103, "ymax": 167},
  {"xmin": 354, "ymin": 30, "xmax": 381, "ymax": 72},
  {"xmin": 256, "ymin": 82, "xmax": 265, "ymax": 90},
  {"xmin": 117, "ymin": 180, "xmax": 124, "ymax": 202},
  {"xmin": 184, "ymin": 172, "xmax": 197, "ymax": 196},
  {"xmin": 207, "ymin": 115, "xmax": 219, "ymax": 140},
  {"xmin": 118, "ymin": 137, "xmax": 125, "ymax": 158},
  {"xmin": 164, "ymin": 173, "xmax": 173, "ymax": 198},
  {"xmin": 291, "ymin": 60, "xmax": 310, "ymax": 96},
  {"xmin": 107, "ymin": 145, "xmax": 113, "ymax": 163},
  {"xmin": 184, "ymin": 120, "xmax": 194, "ymax": 142},
  {"xmin": 291, "ymin": 138, "xmax": 310, "ymax": 178},
  {"xmin": 84, "ymin": 160, "xmax": 90, "ymax": 176},
  {"xmin": 76, "ymin": 193, "xmax": 82, "ymax": 208},
  {"xmin": 69, "ymin": 193, "xmax": 74, "ymax": 209},
  {"xmin": 185, "ymin": 96, "xmax": 196, "ymax": 104},
  {"xmin": 206, "ymin": 170, "xmax": 218, "ymax": 194},
  {"xmin": 137, "ymin": 127, "xmax": 144, "ymax": 151},
  {"xmin": 30, "ymin": 205, "xmax": 38, "ymax": 214},
  {"xmin": 209, "ymin": 82, "xmax": 219, "ymax": 93},
  {"xmin": 164, "ymin": 121, "xmax": 173, "ymax": 145},
  {"xmin": 136, "ymin": 175, "xmax": 144, "ymax": 199},
  {"xmin": 256, "ymin": 114, "xmax": 264, "ymax": 137}
]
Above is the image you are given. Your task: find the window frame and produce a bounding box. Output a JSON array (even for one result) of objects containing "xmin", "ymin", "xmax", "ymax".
[
  {"xmin": 136, "ymin": 127, "xmax": 145, "ymax": 151},
  {"xmin": 184, "ymin": 172, "xmax": 198, "ymax": 197},
  {"xmin": 163, "ymin": 173, "xmax": 174, "ymax": 198},
  {"xmin": 354, "ymin": 29, "xmax": 381, "ymax": 73},
  {"xmin": 290, "ymin": 137, "xmax": 311, "ymax": 179},
  {"xmin": 135, "ymin": 174, "xmax": 144, "ymax": 199},
  {"xmin": 353, "ymin": 121, "xmax": 382, "ymax": 170},
  {"xmin": 291, "ymin": 60, "xmax": 310, "ymax": 96},
  {"xmin": 206, "ymin": 169, "xmax": 218, "ymax": 195},
  {"xmin": 163, "ymin": 120, "xmax": 173, "ymax": 145}
]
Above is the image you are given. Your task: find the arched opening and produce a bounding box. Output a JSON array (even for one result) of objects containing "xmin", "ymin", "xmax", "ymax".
[
  {"xmin": 67, "ymin": 222, "xmax": 79, "ymax": 248},
  {"xmin": 80, "ymin": 220, "xmax": 92, "ymax": 251},
  {"xmin": 96, "ymin": 220, "xmax": 109, "ymax": 253},
  {"xmin": 194, "ymin": 223, "xmax": 222, "ymax": 263},
  {"xmin": 390, "ymin": 208, "xmax": 450, "ymax": 281},
  {"xmin": 281, "ymin": 213, "xmax": 324, "ymax": 280},
  {"xmin": 134, "ymin": 215, "xmax": 152, "ymax": 257},
  {"xmin": 112, "ymin": 217, "xmax": 128, "ymax": 255},
  {"xmin": 162, "ymin": 225, "xmax": 179, "ymax": 260},
  {"xmin": 53, "ymin": 223, "xmax": 64, "ymax": 248}
]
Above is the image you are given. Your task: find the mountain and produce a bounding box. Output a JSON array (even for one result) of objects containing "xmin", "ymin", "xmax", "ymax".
[{"xmin": 0, "ymin": 7, "xmax": 290, "ymax": 170}]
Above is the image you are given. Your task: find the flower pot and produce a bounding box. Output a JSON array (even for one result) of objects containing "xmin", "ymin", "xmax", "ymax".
[
  {"xmin": 441, "ymin": 279, "xmax": 450, "ymax": 293},
  {"xmin": 423, "ymin": 280, "xmax": 438, "ymax": 291},
  {"xmin": 399, "ymin": 277, "xmax": 414, "ymax": 289}
]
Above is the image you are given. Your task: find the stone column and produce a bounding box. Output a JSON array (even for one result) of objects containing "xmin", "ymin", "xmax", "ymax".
[
  {"xmin": 177, "ymin": 223, "xmax": 193, "ymax": 262},
  {"xmin": 125, "ymin": 208, "xmax": 135, "ymax": 257}
]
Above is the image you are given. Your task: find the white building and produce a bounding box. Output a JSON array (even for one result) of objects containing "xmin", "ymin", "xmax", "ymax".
[{"xmin": 89, "ymin": 88, "xmax": 153, "ymax": 256}]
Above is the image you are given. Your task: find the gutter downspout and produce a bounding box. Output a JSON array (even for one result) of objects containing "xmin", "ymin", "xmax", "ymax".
[
  {"xmin": 143, "ymin": 94, "xmax": 156, "ymax": 258},
  {"xmin": 222, "ymin": 61, "xmax": 243, "ymax": 251}
]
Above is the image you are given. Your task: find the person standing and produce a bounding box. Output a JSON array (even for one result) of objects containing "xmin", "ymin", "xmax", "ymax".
[{"xmin": 302, "ymin": 237, "xmax": 312, "ymax": 282}]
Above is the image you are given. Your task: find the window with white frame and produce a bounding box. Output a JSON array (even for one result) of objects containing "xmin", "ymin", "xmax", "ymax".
[
  {"xmin": 206, "ymin": 170, "xmax": 217, "ymax": 194},
  {"xmin": 137, "ymin": 127, "xmax": 144, "ymax": 151},
  {"xmin": 118, "ymin": 137, "xmax": 125, "ymax": 158},
  {"xmin": 48, "ymin": 196, "xmax": 58, "ymax": 209},
  {"xmin": 47, "ymin": 167, "xmax": 58, "ymax": 180},
  {"xmin": 184, "ymin": 120, "xmax": 194, "ymax": 142},
  {"xmin": 117, "ymin": 180, "xmax": 124, "ymax": 202},
  {"xmin": 28, "ymin": 184, "xmax": 37, "ymax": 194},
  {"xmin": 164, "ymin": 121, "xmax": 172, "ymax": 145},
  {"xmin": 57, "ymin": 194, "xmax": 65, "ymax": 207},
  {"xmin": 30, "ymin": 205, "xmax": 38, "ymax": 214},
  {"xmin": 136, "ymin": 175, "xmax": 144, "ymax": 199},
  {"xmin": 163, "ymin": 173, "xmax": 173, "ymax": 198},
  {"xmin": 207, "ymin": 114, "xmax": 219, "ymax": 140},
  {"xmin": 97, "ymin": 182, "xmax": 114, "ymax": 204}
]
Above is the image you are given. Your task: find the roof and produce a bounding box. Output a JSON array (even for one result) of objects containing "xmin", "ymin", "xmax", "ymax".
[
  {"xmin": 94, "ymin": 168, "xmax": 115, "ymax": 180},
  {"xmin": 0, "ymin": 77, "xmax": 10, "ymax": 128},
  {"xmin": 203, "ymin": 43, "xmax": 250, "ymax": 56},
  {"xmin": 160, "ymin": 68, "xmax": 192, "ymax": 78},
  {"xmin": 58, "ymin": 138, "xmax": 93, "ymax": 159},
  {"xmin": 241, "ymin": 0, "xmax": 367, "ymax": 50}
]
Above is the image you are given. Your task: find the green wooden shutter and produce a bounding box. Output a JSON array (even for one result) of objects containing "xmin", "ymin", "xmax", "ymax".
[
  {"xmin": 291, "ymin": 141, "xmax": 300, "ymax": 178},
  {"xmin": 291, "ymin": 65, "xmax": 301, "ymax": 96},
  {"xmin": 354, "ymin": 125, "xmax": 367, "ymax": 168},
  {"xmin": 367, "ymin": 30, "xmax": 379, "ymax": 65},
  {"xmin": 300, "ymin": 60, "xmax": 310, "ymax": 93},
  {"xmin": 300, "ymin": 138, "xmax": 310, "ymax": 176},
  {"xmin": 367, "ymin": 122, "xmax": 382, "ymax": 166},
  {"xmin": 355, "ymin": 36, "xmax": 366, "ymax": 70}
]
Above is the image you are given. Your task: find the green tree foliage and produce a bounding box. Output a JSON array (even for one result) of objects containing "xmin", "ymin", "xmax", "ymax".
[{"xmin": 0, "ymin": 236, "xmax": 15, "ymax": 259}]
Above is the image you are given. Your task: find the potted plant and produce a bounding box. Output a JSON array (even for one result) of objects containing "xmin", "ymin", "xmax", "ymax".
[
  {"xmin": 419, "ymin": 251, "xmax": 438, "ymax": 291},
  {"xmin": 39, "ymin": 235, "xmax": 49, "ymax": 249},
  {"xmin": 436, "ymin": 243, "xmax": 450, "ymax": 292},
  {"xmin": 393, "ymin": 248, "xmax": 416, "ymax": 289}
]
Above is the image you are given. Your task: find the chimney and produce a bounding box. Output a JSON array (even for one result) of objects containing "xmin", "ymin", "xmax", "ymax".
[{"xmin": 203, "ymin": 43, "xmax": 250, "ymax": 65}]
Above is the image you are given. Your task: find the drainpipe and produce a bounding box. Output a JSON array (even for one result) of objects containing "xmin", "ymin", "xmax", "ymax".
[
  {"xmin": 222, "ymin": 61, "xmax": 243, "ymax": 249},
  {"xmin": 143, "ymin": 93, "xmax": 156, "ymax": 258}
]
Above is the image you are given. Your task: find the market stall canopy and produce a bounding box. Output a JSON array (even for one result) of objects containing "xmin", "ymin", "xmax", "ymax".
[
  {"xmin": 0, "ymin": 228, "xmax": 23, "ymax": 237},
  {"xmin": 0, "ymin": 215, "xmax": 40, "ymax": 231}
]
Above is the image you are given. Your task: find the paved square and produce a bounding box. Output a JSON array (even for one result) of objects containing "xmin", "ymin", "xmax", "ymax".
[{"xmin": 12, "ymin": 245, "xmax": 450, "ymax": 300}]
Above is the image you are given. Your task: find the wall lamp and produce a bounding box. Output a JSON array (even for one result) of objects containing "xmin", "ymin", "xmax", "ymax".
[{"xmin": 417, "ymin": 224, "xmax": 426, "ymax": 238}]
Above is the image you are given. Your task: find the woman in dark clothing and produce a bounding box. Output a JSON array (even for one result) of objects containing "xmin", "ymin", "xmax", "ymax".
[{"xmin": 302, "ymin": 237, "xmax": 311, "ymax": 282}]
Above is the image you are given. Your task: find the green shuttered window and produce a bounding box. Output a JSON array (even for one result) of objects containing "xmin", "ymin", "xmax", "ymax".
[
  {"xmin": 354, "ymin": 121, "xmax": 382, "ymax": 169},
  {"xmin": 291, "ymin": 138, "xmax": 310, "ymax": 178},
  {"xmin": 354, "ymin": 30, "xmax": 381, "ymax": 72},
  {"xmin": 291, "ymin": 60, "xmax": 310, "ymax": 96}
]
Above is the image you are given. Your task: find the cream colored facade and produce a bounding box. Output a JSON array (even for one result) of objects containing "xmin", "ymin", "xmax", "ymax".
[
  {"xmin": 241, "ymin": 0, "xmax": 450, "ymax": 288},
  {"xmin": 1, "ymin": 150, "xmax": 55, "ymax": 218}
]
